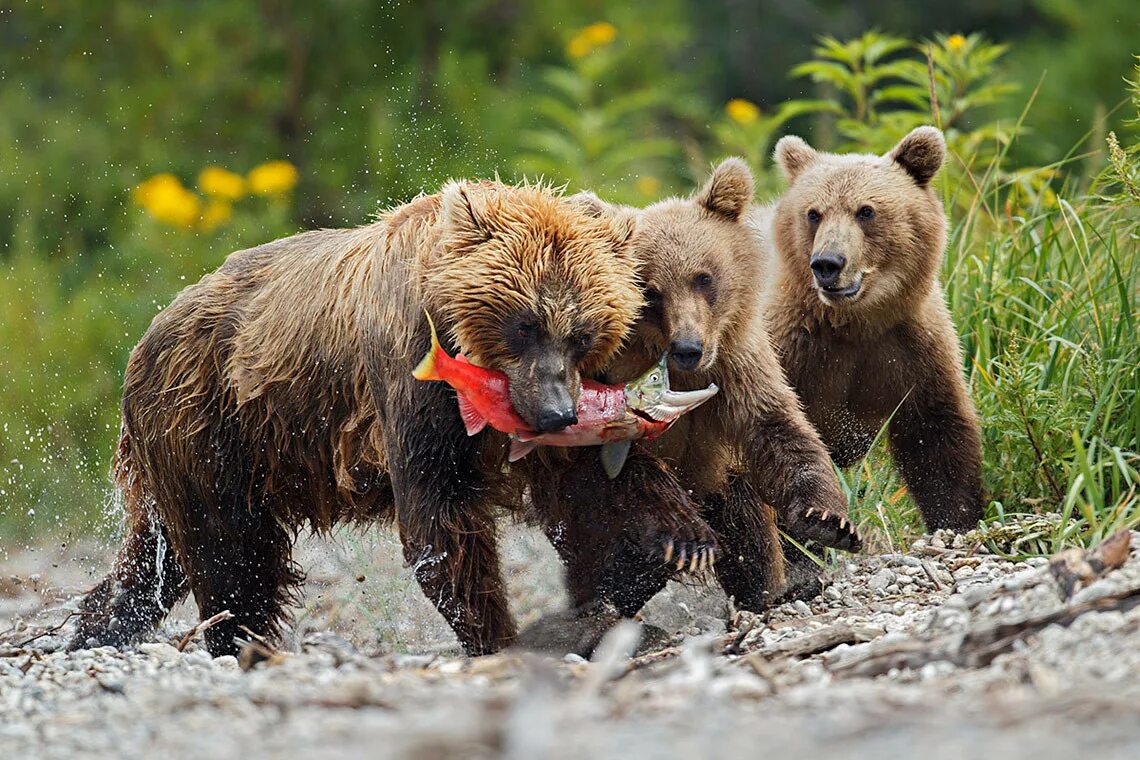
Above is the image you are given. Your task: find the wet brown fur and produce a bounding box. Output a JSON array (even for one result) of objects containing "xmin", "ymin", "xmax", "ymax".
[{"xmin": 71, "ymin": 180, "xmax": 645, "ymax": 657}]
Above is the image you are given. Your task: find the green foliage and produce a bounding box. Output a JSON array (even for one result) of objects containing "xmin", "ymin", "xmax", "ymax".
[{"xmin": 515, "ymin": 24, "xmax": 691, "ymax": 204}]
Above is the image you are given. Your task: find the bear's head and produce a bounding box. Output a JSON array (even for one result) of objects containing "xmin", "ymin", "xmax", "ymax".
[
  {"xmin": 772, "ymin": 126, "xmax": 948, "ymax": 321},
  {"xmin": 617, "ymin": 158, "xmax": 758, "ymax": 375},
  {"xmin": 426, "ymin": 181, "xmax": 642, "ymax": 433}
]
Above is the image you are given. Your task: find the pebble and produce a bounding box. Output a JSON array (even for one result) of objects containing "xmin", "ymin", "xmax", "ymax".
[{"xmin": 868, "ymin": 569, "xmax": 895, "ymax": 591}]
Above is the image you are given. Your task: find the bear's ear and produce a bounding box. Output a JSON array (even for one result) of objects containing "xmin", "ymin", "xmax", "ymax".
[
  {"xmin": 566, "ymin": 190, "xmax": 612, "ymax": 219},
  {"xmin": 888, "ymin": 126, "xmax": 945, "ymax": 187},
  {"xmin": 773, "ymin": 135, "xmax": 818, "ymax": 183},
  {"xmin": 439, "ymin": 181, "xmax": 493, "ymax": 244},
  {"xmin": 696, "ymin": 157, "xmax": 754, "ymax": 221},
  {"xmin": 607, "ymin": 209, "xmax": 638, "ymax": 247},
  {"xmin": 568, "ymin": 191, "xmax": 638, "ymax": 245}
]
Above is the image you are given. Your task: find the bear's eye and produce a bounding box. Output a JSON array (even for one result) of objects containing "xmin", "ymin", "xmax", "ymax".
[
  {"xmin": 693, "ymin": 272, "xmax": 713, "ymax": 290},
  {"xmin": 504, "ymin": 317, "xmax": 541, "ymax": 356},
  {"xmin": 856, "ymin": 206, "xmax": 875, "ymax": 221},
  {"xmin": 570, "ymin": 331, "xmax": 593, "ymax": 356},
  {"xmin": 644, "ymin": 288, "xmax": 663, "ymax": 307},
  {"xmin": 806, "ymin": 209, "xmax": 822, "ymax": 224}
]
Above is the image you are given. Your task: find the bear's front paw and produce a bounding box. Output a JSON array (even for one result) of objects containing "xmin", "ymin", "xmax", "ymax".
[
  {"xmin": 643, "ymin": 520, "xmax": 718, "ymax": 573},
  {"xmin": 788, "ymin": 507, "xmax": 862, "ymax": 553}
]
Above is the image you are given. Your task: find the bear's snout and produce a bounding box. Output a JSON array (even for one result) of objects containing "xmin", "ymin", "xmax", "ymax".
[
  {"xmin": 535, "ymin": 402, "xmax": 578, "ymax": 433},
  {"xmin": 810, "ymin": 250, "xmax": 847, "ymax": 289},
  {"xmin": 670, "ymin": 338, "xmax": 705, "ymax": 372}
]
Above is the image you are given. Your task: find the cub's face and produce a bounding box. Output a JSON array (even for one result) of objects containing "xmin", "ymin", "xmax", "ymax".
[
  {"xmin": 773, "ymin": 127, "xmax": 948, "ymax": 316},
  {"xmin": 427, "ymin": 182, "xmax": 642, "ymax": 432},
  {"xmin": 630, "ymin": 158, "xmax": 758, "ymax": 375}
]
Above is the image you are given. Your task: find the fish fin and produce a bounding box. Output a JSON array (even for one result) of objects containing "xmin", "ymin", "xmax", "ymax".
[
  {"xmin": 456, "ymin": 393, "xmax": 488, "ymax": 436},
  {"xmin": 412, "ymin": 311, "xmax": 443, "ymax": 381},
  {"xmin": 509, "ymin": 438, "xmax": 538, "ymax": 462},
  {"xmin": 600, "ymin": 440, "xmax": 633, "ymax": 479}
]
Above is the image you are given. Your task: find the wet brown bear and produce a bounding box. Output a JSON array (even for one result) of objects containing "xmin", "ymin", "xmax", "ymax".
[
  {"xmin": 526, "ymin": 161, "xmax": 859, "ymax": 622},
  {"xmin": 69, "ymin": 180, "xmax": 699, "ymax": 657},
  {"xmin": 758, "ymin": 126, "xmax": 984, "ymax": 533}
]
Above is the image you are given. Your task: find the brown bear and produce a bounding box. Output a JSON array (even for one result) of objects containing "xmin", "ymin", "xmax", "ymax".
[
  {"xmin": 521, "ymin": 161, "xmax": 860, "ymax": 625},
  {"xmin": 759, "ymin": 126, "xmax": 984, "ymax": 533},
  {"xmin": 69, "ymin": 179, "xmax": 714, "ymax": 658}
]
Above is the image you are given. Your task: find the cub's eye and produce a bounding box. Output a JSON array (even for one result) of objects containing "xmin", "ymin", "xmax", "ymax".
[
  {"xmin": 693, "ymin": 272, "xmax": 713, "ymax": 289},
  {"xmin": 516, "ymin": 322, "xmax": 539, "ymax": 341},
  {"xmin": 644, "ymin": 288, "xmax": 662, "ymax": 306},
  {"xmin": 856, "ymin": 206, "xmax": 875, "ymax": 221},
  {"xmin": 571, "ymin": 331, "xmax": 593, "ymax": 354},
  {"xmin": 806, "ymin": 209, "xmax": 822, "ymax": 224}
]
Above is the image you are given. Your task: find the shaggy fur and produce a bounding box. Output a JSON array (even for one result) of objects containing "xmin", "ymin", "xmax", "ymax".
[
  {"xmin": 523, "ymin": 161, "xmax": 857, "ymax": 628},
  {"xmin": 757, "ymin": 126, "xmax": 984, "ymax": 532},
  {"xmin": 70, "ymin": 180, "xmax": 651, "ymax": 657}
]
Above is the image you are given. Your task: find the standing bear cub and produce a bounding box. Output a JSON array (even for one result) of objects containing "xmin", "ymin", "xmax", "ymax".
[
  {"xmin": 69, "ymin": 179, "xmax": 691, "ymax": 658},
  {"xmin": 757, "ymin": 126, "xmax": 985, "ymax": 531},
  {"xmin": 525, "ymin": 161, "xmax": 860, "ymax": 626}
]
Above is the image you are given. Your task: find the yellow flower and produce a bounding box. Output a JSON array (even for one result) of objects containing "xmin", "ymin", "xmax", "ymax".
[
  {"xmin": 567, "ymin": 21, "xmax": 616, "ymax": 58},
  {"xmin": 636, "ymin": 175, "xmax": 661, "ymax": 198},
  {"xmin": 247, "ymin": 160, "xmax": 299, "ymax": 195},
  {"xmin": 199, "ymin": 200, "xmax": 233, "ymax": 232},
  {"xmin": 582, "ymin": 22, "xmax": 616, "ymax": 46},
  {"xmin": 946, "ymin": 34, "xmax": 967, "ymax": 52},
  {"xmin": 198, "ymin": 166, "xmax": 245, "ymax": 200},
  {"xmin": 133, "ymin": 174, "xmax": 201, "ymax": 228},
  {"xmin": 567, "ymin": 34, "xmax": 593, "ymax": 59},
  {"xmin": 725, "ymin": 98, "xmax": 761, "ymax": 125}
]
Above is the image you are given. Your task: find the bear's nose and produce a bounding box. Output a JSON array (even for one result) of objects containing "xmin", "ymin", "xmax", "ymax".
[
  {"xmin": 670, "ymin": 339, "xmax": 704, "ymax": 372},
  {"xmin": 810, "ymin": 251, "xmax": 847, "ymax": 288},
  {"xmin": 535, "ymin": 406, "xmax": 578, "ymax": 433}
]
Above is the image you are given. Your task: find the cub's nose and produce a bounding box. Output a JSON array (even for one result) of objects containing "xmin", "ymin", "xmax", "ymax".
[
  {"xmin": 670, "ymin": 339, "xmax": 704, "ymax": 372},
  {"xmin": 535, "ymin": 406, "xmax": 578, "ymax": 433},
  {"xmin": 810, "ymin": 251, "xmax": 847, "ymax": 288}
]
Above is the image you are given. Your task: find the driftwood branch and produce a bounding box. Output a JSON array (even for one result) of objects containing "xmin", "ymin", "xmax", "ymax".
[
  {"xmin": 175, "ymin": 610, "xmax": 234, "ymax": 652},
  {"xmin": 831, "ymin": 574, "xmax": 1140, "ymax": 678}
]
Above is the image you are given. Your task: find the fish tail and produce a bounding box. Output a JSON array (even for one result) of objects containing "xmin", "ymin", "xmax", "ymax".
[{"xmin": 412, "ymin": 310, "xmax": 443, "ymax": 381}]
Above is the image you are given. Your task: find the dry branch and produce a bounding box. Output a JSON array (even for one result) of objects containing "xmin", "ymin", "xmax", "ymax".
[
  {"xmin": 175, "ymin": 610, "xmax": 234, "ymax": 652},
  {"xmin": 829, "ymin": 581, "xmax": 1140, "ymax": 679}
]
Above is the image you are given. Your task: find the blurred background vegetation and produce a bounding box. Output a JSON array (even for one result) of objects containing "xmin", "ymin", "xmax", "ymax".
[{"xmin": 1, "ymin": 1, "xmax": 1137, "ymax": 553}]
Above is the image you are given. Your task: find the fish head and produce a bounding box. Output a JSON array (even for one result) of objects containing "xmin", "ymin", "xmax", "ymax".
[{"xmin": 624, "ymin": 353, "xmax": 718, "ymax": 423}]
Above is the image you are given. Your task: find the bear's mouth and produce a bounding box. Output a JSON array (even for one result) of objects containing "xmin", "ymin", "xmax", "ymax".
[{"xmin": 818, "ymin": 272, "xmax": 863, "ymax": 302}]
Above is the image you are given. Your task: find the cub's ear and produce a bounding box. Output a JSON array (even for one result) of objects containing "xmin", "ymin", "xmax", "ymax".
[
  {"xmin": 697, "ymin": 157, "xmax": 754, "ymax": 221},
  {"xmin": 773, "ymin": 135, "xmax": 818, "ymax": 183},
  {"xmin": 888, "ymin": 126, "xmax": 945, "ymax": 187},
  {"xmin": 567, "ymin": 191, "xmax": 638, "ymax": 245},
  {"xmin": 567, "ymin": 190, "xmax": 613, "ymax": 219},
  {"xmin": 607, "ymin": 210, "xmax": 638, "ymax": 246},
  {"xmin": 439, "ymin": 181, "xmax": 493, "ymax": 244}
]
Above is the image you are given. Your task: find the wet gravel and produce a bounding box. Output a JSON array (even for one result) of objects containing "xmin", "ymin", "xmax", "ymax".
[{"xmin": 3, "ymin": 525, "xmax": 1140, "ymax": 759}]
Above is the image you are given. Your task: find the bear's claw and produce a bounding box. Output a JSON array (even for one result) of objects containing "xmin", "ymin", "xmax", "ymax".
[
  {"xmin": 791, "ymin": 508, "xmax": 862, "ymax": 553},
  {"xmin": 660, "ymin": 536, "xmax": 716, "ymax": 572}
]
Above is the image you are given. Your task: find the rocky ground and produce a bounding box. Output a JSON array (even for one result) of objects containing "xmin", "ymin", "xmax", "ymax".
[{"xmin": 3, "ymin": 522, "xmax": 1140, "ymax": 759}]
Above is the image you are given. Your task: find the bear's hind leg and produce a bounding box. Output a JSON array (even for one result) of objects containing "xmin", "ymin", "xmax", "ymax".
[
  {"xmin": 176, "ymin": 497, "xmax": 303, "ymax": 658},
  {"xmin": 70, "ymin": 509, "xmax": 188, "ymax": 651}
]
